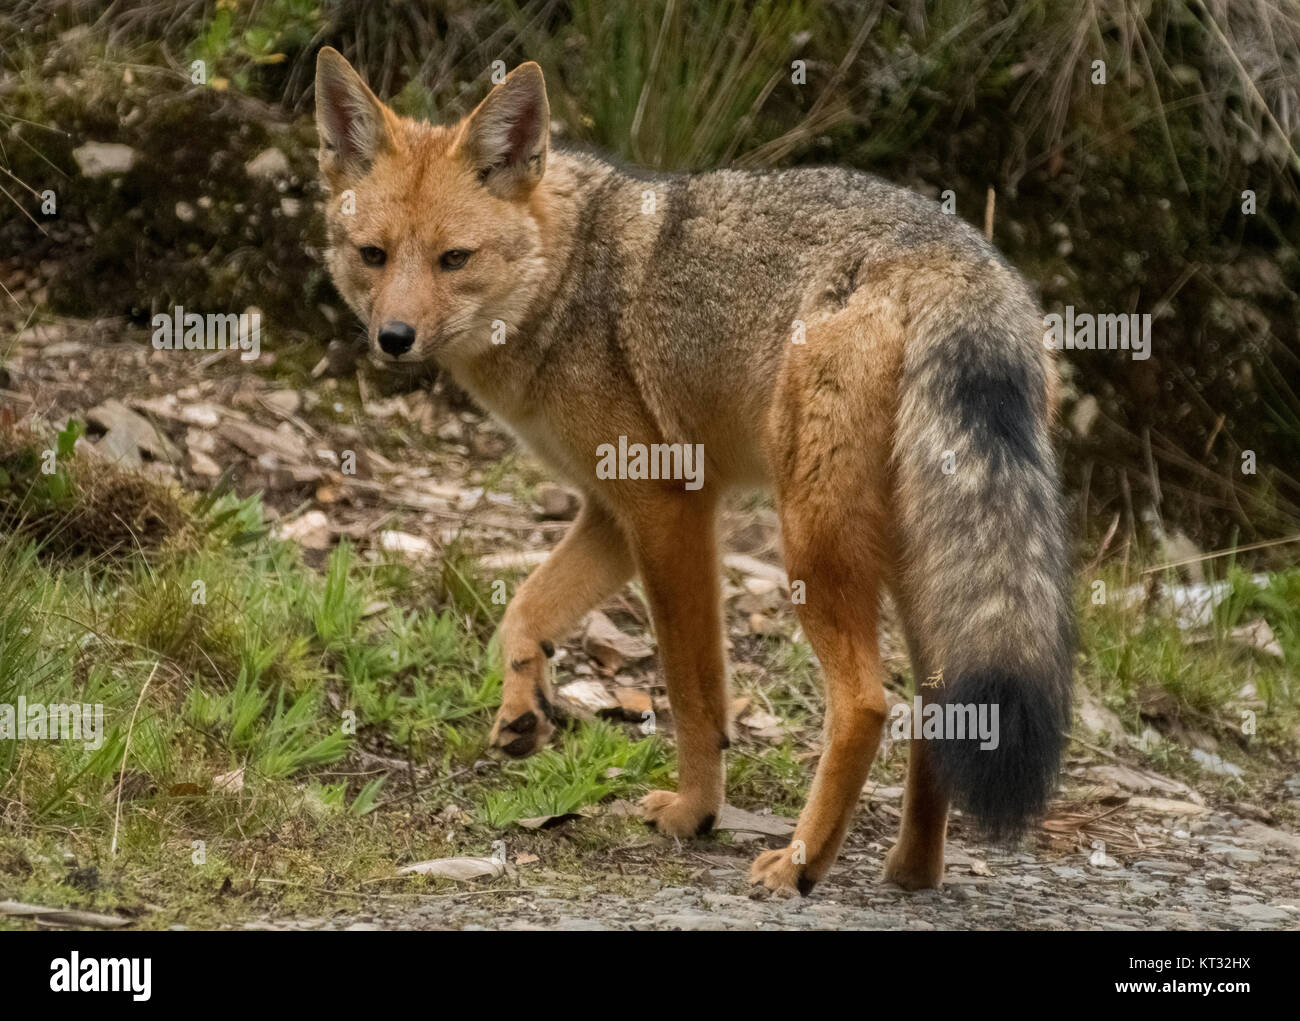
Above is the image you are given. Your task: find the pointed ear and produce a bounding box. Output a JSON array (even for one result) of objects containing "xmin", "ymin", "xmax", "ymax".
[
  {"xmin": 315, "ymin": 46, "xmax": 392, "ymax": 176},
  {"xmin": 460, "ymin": 62, "xmax": 549, "ymax": 198}
]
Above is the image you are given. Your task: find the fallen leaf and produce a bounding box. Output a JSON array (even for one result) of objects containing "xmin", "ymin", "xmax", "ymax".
[
  {"xmin": 397, "ymin": 856, "xmax": 505, "ymax": 880},
  {"xmin": 516, "ymin": 813, "xmax": 585, "ymax": 830},
  {"xmin": 583, "ymin": 610, "xmax": 653, "ymax": 672},
  {"xmin": 556, "ymin": 679, "xmax": 619, "ymax": 715},
  {"xmin": 213, "ymin": 767, "xmax": 245, "ymax": 795}
]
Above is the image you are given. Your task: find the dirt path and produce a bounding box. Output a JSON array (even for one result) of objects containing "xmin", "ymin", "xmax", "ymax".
[{"xmin": 245, "ymin": 800, "xmax": 1300, "ymax": 930}]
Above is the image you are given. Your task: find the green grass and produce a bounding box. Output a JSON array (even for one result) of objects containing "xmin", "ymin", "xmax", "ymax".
[
  {"xmin": 0, "ymin": 434, "xmax": 676, "ymax": 925},
  {"xmin": 1, "ymin": 419, "xmax": 1297, "ymax": 926},
  {"xmin": 1077, "ymin": 561, "xmax": 1300, "ymax": 780}
]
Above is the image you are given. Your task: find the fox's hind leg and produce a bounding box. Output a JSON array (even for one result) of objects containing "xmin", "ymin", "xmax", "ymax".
[
  {"xmin": 751, "ymin": 301, "xmax": 897, "ymax": 896},
  {"xmin": 882, "ymin": 619, "xmax": 950, "ymax": 889},
  {"xmin": 489, "ymin": 498, "xmax": 634, "ymax": 757},
  {"xmin": 749, "ymin": 500, "xmax": 888, "ymax": 895}
]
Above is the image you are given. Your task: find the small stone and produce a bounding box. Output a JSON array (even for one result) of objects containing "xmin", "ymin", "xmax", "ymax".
[
  {"xmin": 72, "ymin": 142, "xmax": 137, "ymax": 178},
  {"xmin": 246, "ymin": 147, "xmax": 290, "ymax": 180}
]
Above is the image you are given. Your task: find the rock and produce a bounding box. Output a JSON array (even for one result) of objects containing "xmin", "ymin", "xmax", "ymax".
[
  {"xmin": 1075, "ymin": 687, "xmax": 1127, "ymax": 742},
  {"xmin": 1190, "ymin": 749, "xmax": 1244, "ymax": 778},
  {"xmin": 379, "ymin": 531, "xmax": 434, "ymax": 557},
  {"xmin": 715, "ymin": 804, "xmax": 795, "ymax": 837},
  {"xmin": 534, "ymin": 482, "xmax": 580, "ymax": 520},
  {"xmin": 281, "ymin": 511, "xmax": 332, "ymax": 550},
  {"xmin": 1234, "ymin": 820, "xmax": 1300, "ymax": 853},
  {"xmin": 72, "ymin": 142, "xmax": 137, "ymax": 178},
  {"xmin": 224, "ymin": 420, "xmax": 309, "ymax": 465},
  {"xmin": 179, "ymin": 403, "xmax": 224, "ymax": 429},
  {"xmin": 1230, "ymin": 903, "xmax": 1289, "ymax": 923},
  {"xmin": 264, "ymin": 390, "xmax": 302, "ymax": 416},
  {"xmin": 1229, "ymin": 618, "xmax": 1285, "ymax": 659},
  {"xmin": 583, "ymin": 610, "xmax": 653, "ymax": 672},
  {"xmin": 1085, "ymin": 763, "xmax": 1201, "ymax": 801},
  {"xmin": 245, "ymin": 147, "xmax": 290, "ymax": 180},
  {"xmin": 91, "ymin": 429, "xmax": 141, "ymax": 469},
  {"xmin": 1206, "ymin": 845, "xmax": 1261, "ymax": 864},
  {"xmin": 189, "ymin": 450, "xmax": 221, "ymax": 477},
  {"xmin": 18, "ymin": 323, "xmax": 67, "ymax": 347}
]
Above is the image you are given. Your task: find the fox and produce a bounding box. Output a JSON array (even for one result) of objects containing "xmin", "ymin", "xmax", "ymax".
[{"xmin": 313, "ymin": 47, "xmax": 1074, "ymax": 894}]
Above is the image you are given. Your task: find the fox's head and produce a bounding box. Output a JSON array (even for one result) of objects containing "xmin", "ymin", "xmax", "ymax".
[{"xmin": 314, "ymin": 47, "xmax": 551, "ymax": 367}]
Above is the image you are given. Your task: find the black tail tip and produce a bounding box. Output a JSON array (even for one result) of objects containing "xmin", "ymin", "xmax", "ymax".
[{"xmin": 927, "ymin": 668, "xmax": 1070, "ymax": 846}]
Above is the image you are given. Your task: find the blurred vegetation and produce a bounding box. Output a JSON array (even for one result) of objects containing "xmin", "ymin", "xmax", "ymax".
[{"xmin": 0, "ymin": 0, "xmax": 1298, "ymax": 552}]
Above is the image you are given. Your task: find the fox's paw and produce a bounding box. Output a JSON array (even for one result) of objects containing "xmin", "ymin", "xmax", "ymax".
[
  {"xmin": 639, "ymin": 790, "xmax": 716, "ymax": 839},
  {"xmin": 750, "ymin": 846, "xmax": 816, "ymax": 897},
  {"xmin": 882, "ymin": 844, "xmax": 944, "ymax": 890},
  {"xmin": 488, "ymin": 684, "xmax": 557, "ymax": 758}
]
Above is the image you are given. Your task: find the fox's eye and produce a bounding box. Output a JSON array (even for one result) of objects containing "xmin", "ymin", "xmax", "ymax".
[
  {"xmin": 439, "ymin": 249, "xmax": 472, "ymax": 271},
  {"xmin": 359, "ymin": 246, "xmax": 386, "ymax": 267}
]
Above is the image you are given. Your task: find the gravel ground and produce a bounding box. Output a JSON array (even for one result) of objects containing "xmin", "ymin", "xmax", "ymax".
[{"xmin": 243, "ymin": 805, "xmax": 1300, "ymax": 931}]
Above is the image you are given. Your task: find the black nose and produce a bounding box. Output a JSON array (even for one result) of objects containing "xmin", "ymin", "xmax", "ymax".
[{"xmin": 378, "ymin": 321, "xmax": 415, "ymax": 356}]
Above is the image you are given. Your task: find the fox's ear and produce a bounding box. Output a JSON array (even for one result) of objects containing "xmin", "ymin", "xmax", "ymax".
[
  {"xmin": 460, "ymin": 62, "xmax": 549, "ymax": 199},
  {"xmin": 315, "ymin": 46, "xmax": 391, "ymax": 176}
]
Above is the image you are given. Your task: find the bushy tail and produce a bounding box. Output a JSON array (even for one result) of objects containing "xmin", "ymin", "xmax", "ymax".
[{"xmin": 893, "ymin": 287, "xmax": 1074, "ymax": 844}]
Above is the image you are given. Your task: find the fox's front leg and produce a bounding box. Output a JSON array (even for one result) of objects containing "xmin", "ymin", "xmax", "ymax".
[
  {"xmin": 489, "ymin": 499, "xmax": 633, "ymax": 757},
  {"xmin": 626, "ymin": 491, "xmax": 729, "ymax": 837}
]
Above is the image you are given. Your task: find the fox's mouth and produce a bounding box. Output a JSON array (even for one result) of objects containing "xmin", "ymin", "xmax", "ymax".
[{"xmin": 369, "ymin": 346, "xmax": 434, "ymax": 369}]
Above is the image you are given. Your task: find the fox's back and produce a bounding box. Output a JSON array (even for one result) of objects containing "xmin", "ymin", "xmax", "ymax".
[{"xmin": 541, "ymin": 150, "xmax": 1023, "ymax": 478}]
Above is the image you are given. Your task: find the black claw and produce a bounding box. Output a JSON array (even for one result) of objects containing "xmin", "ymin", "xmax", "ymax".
[
  {"xmin": 796, "ymin": 873, "xmax": 817, "ymax": 897},
  {"xmin": 695, "ymin": 813, "xmax": 716, "ymax": 836},
  {"xmin": 540, "ymin": 639, "xmax": 555, "ymax": 658},
  {"xmin": 506, "ymin": 710, "xmax": 537, "ymax": 734},
  {"xmin": 719, "ymin": 733, "xmax": 731, "ymax": 750},
  {"xmin": 501, "ymin": 735, "xmax": 535, "ymax": 758}
]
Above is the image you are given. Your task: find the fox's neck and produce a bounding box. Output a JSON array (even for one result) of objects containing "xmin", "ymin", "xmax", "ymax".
[{"xmin": 450, "ymin": 149, "xmax": 621, "ymax": 410}]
